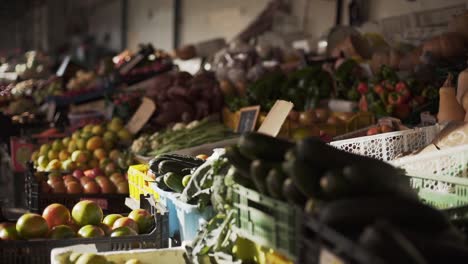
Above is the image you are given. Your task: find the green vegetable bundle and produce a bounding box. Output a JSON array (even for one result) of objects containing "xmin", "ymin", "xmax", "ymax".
[
  {"xmin": 225, "ymin": 66, "xmax": 334, "ymax": 112},
  {"xmin": 131, "ymin": 119, "xmax": 235, "ymax": 156}
]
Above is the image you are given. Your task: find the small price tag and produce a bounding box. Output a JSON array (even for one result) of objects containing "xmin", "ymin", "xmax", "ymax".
[
  {"xmin": 80, "ymin": 198, "xmax": 108, "ymax": 209},
  {"xmin": 236, "ymin": 105, "xmax": 260, "ymax": 133},
  {"xmin": 126, "ymin": 97, "xmax": 156, "ymax": 134},
  {"xmin": 258, "ymin": 100, "xmax": 293, "ymax": 137},
  {"xmin": 319, "ymin": 248, "xmax": 345, "ymax": 264}
]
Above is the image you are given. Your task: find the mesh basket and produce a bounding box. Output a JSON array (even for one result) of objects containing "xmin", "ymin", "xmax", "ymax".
[
  {"xmin": 391, "ymin": 144, "xmax": 468, "ymax": 178},
  {"xmin": 330, "ymin": 125, "xmax": 442, "ymax": 161},
  {"xmin": 391, "ymin": 145, "xmax": 468, "ymax": 209}
]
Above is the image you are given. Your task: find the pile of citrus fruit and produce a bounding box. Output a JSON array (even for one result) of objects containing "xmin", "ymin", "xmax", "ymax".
[
  {"xmin": 0, "ymin": 201, "xmax": 154, "ymax": 241},
  {"xmin": 31, "ymin": 117, "xmax": 134, "ymax": 173},
  {"xmin": 30, "ymin": 118, "xmax": 135, "ymax": 194}
]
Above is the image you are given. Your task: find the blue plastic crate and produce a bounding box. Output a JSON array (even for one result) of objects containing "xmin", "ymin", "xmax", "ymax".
[
  {"xmin": 171, "ymin": 195, "xmax": 214, "ymax": 241},
  {"xmin": 151, "ymin": 183, "xmax": 179, "ymax": 239}
]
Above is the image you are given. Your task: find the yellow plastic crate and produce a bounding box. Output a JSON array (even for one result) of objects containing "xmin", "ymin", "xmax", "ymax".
[
  {"xmin": 223, "ymin": 107, "xmax": 374, "ymax": 138},
  {"xmin": 128, "ymin": 164, "xmax": 159, "ymax": 201}
]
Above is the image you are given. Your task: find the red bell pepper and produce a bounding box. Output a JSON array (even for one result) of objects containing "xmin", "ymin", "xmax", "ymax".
[
  {"xmin": 357, "ymin": 82, "xmax": 369, "ymax": 95},
  {"xmin": 373, "ymin": 84, "xmax": 385, "ymax": 95}
]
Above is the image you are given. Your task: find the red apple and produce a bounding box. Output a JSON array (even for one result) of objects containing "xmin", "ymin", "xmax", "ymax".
[
  {"xmin": 92, "ymin": 168, "xmax": 104, "ymax": 177},
  {"xmin": 84, "ymin": 169, "xmax": 96, "ymax": 179},
  {"xmin": 72, "ymin": 170, "xmax": 84, "ymax": 179}
]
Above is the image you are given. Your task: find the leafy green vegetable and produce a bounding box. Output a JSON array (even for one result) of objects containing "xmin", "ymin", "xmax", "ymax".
[
  {"xmin": 226, "ymin": 66, "xmax": 334, "ymax": 112},
  {"xmin": 335, "ymin": 59, "xmax": 362, "ymax": 99}
]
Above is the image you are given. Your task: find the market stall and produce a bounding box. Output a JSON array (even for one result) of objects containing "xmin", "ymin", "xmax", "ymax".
[{"xmin": 1, "ymin": 1, "xmax": 468, "ymax": 263}]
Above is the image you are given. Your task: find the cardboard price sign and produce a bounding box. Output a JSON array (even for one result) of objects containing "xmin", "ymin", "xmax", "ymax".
[
  {"xmin": 126, "ymin": 97, "xmax": 156, "ymax": 134},
  {"xmin": 319, "ymin": 248, "xmax": 345, "ymax": 264},
  {"xmin": 236, "ymin": 105, "xmax": 260, "ymax": 133},
  {"xmin": 258, "ymin": 100, "xmax": 293, "ymax": 137}
]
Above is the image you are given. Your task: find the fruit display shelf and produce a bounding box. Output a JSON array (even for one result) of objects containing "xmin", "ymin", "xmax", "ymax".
[
  {"xmin": 0, "ymin": 204, "xmax": 169, "ymax": 264},
  {"xmin": 26, "ymin": 166, "xmax": 130, "ymax": 214}
]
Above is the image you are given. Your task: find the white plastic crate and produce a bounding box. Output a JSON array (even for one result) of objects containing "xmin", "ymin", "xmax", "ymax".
[
  {"xmin": 391, "ymin": 144, "xmax": 468, "ymax": 178},
  {"xmin": 51, "ymin": 246, "xmax": 186, "ymax": 264},
  {"xmin": 330, "ymin": 125, "xmax": 442, "ymax": 161},
  {"xmin": 390, "ymin": 145, "xmax": 468, "ymax": 209}
]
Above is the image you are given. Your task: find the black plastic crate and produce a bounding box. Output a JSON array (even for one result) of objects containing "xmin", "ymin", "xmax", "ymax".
[
  {"xmin": 0, "ymin": 196, "xmax": 169, "ymax": 264},
  {"xmin": 26, "ymin": 165, "xmax": 130, "ymax": 214},
  {"xmin": 299, "ymin": 216, "xmax": 386, "ymax": 264}
]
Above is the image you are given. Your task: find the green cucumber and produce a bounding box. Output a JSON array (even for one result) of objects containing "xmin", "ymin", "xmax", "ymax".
[
  {"xmin": 283, "ymin": 151, "xmax": 323, "ymax": 198},
  {"xmin": 282, "ymin": 177, "xmax": 307, "ymax": 206},
  {"xmin": 320, "ymin": 169, "xmax": 351, "ymax": 199},
  {"xmin": 319, "ymin": 196, "xmax": 451, "ymax": 234},
  {"xmin": 238, "ymin": 132, "xmax": 294, "ymax": 161},
  {"xmin": 265, "ymin": 168, "xmax": 286, "ymax": 200},
  {"xmin": 155, "ymin": 176, "xmax": 170, "ymax": 191},
  {"xmin": 250, "ymin": 160, "xmax": 272, "ymax": 194},
  {"xmin": 158, "ymin": 160, "xmax": 193, "ymax": 175},
  {"xmin": 225, "ymin": 145, "xmax": 251, "ymax": 178},
  {"xmin": 149, "ymin": 154, "xmax": 203, "ymax": 172},
  {"xmin": 163, "ymin": 172, "xmax": 185, "ymax": 193}
]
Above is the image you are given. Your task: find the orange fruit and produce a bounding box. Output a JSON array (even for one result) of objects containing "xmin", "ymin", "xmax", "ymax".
[
  {"xmin": 16, "ymin": 213, "xmax": 49, "ymax": 239},
  {"xmin": 93, "ymin": 148, "xmax": 107, "ymax": 160},
  {"xmin": 58, "ymin": 150, "xmax": 70, "ymax": 161},
  {"xmin": 48, "ymin": 225, "xmax": 76, "ymax": 239},
  {"xmin": 86, "ymin": 136, "xmax": 104, "ymax": 151},
  {"xmin": 88, "ymin": 159, "xmax": 99, "ymax": 169},
  {"xmin": 71, "ymin": 200, "xmax": 103, "ymax": 226},
  {"xmin": 109, "ymin": 150, "xmax": 121, "ymax": 161},
  {"xmin": 42, "ymin": 203, "xmax": 71, "ymax": 228},
  {"xmin": 77, "ymin": 225, "xmax": 105, "ymax": 238},
  {"xmin": 47, "ymin": 150, "xmax": 59, "ymax": 160}
]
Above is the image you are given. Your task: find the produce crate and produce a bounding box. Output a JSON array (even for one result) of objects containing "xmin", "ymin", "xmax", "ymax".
[
  {"xmin": 299, "ymin": 216, "xmax": 385, "ymax": 264},
  {"xmin": 51, "ymin": 247, "xmax": 187, "ymax": 264},
  {"xmin": 0, "ymin": 206, "xmax": 169, "ymax": 264},
  {"xmin": 26, "ymin": 167, "xmax": 130, "ymax": 214},
  {"xmin": 231, "ymin": 183, "xmax": 302, "ymax": 260},
  {"xmin": 150, "ymin": 183, "xmax": 179, "ymax": 239},
  {"xmin": 171, "ymin": 194, "xmax": 214, "ymax": 242},
  {"xmin": 330, "ymin": 124, "xmax": 441, "ymax": 161},
  {"xmin": 223, "ymin": 107, "xmax": 374, "ymax": 138},
  {"xmin": 391, "ymin": 144, "xmax": 468, "ymax": 209},
  {"xmin": 128, "ymin": 164, "xmax": 159, "ymax": 201}
]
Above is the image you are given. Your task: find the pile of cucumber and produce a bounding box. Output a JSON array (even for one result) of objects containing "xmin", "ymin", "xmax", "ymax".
[
  {"xmin": 226, "ymin": 133, "xmax": 468, "ymax": 263},
  {"xmin": 149, "ymin": 154, "xmax": 205, "ymax": 193}
]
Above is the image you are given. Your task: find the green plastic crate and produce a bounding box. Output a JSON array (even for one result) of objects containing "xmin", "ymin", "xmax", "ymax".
[
  {"xmin": 392, "ymin": 145, "xmax": 468, "ymax": 209},
  {"xmin": 405, "ymin": 174, "xmax": 468, "ymax": 209},
  {"xmin": 231, "ymin": 184, "xmax": 301, "ymax": 260}
]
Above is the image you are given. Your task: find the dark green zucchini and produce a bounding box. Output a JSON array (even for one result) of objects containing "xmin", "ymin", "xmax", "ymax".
[
  {"xmin": 155, "ymin": 175, "xmax": 170, "ymax": 191},
  {"xmin": 158, "ymin": 160, "xmax": 193, "ymax": 175},
  {"xmin": 238, "ymin": 132, "xmax": 294, "ymax": 161},
  {"xmin": 163, "ymin": 172, "xmax": 185, "ymax": 193},
  {"xmin": 225, "ymin": 145, "xmax": 251, "ymax": 178},
  {"xmin": 266, "ymin": 168, "xmax": 286, "ymax": 200},
  {"xmin": 250, "ymin": 160, "xmax": 273, "ymax": 194},
  {"xmin": 149, "ymin": 154, "xmax": 203, "ymax": 172},
  {"xmin": 282, "ymin": 177, "xmax": 307, "ymax": 206},
  {"xmin": 319, "ymin": 196, "xmax": 451, "ymax": 234},
  {"xmin": 283, "ymin": 151, "xmax": 324, "ymax": 198}
]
